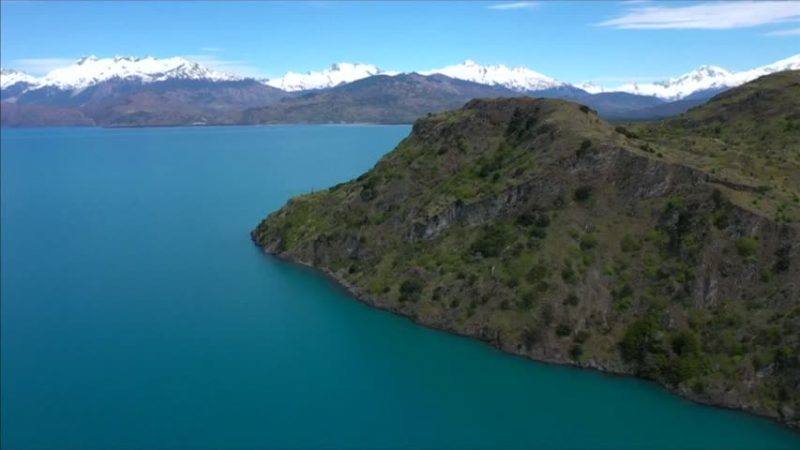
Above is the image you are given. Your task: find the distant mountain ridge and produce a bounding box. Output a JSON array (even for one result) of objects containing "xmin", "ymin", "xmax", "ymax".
[{"xmin": 2, "ymin": 53, "xmax": 798, "ymax": 127}]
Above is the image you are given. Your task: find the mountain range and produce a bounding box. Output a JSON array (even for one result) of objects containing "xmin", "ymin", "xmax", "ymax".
[{"xmin": 1, "ymin": 54, "xmax": 798, "ymax": 127}]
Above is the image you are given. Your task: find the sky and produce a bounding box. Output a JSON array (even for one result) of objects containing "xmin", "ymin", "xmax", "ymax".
[{"xmin": 1, "ymin": 1, "xmax": 798, "ymax": 85}]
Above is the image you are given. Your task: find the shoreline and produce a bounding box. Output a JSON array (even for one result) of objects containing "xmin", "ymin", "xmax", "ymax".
[{"xmin": 259, "ymin": 245, "xmax": 800, "ymax": 433}]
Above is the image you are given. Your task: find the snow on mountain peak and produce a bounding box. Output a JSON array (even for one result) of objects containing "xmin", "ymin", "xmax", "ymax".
[
  {"xmin": 606, "ymin": 54, "xmax": 798, "ymax": 101},
  {"xmin": 423, "ymin": 60, "xmax": 563, "ymax": 92},
  {"xmin": 265, "ymin": 62, "xmax": 393, "ymax": 91},
  {"xmin": 33, "ymin": 55, "xmax": 243, "ymax": 91},
  {"xmin": 0, "ymin": 68, "xmax": 38, "ymax": 89}
]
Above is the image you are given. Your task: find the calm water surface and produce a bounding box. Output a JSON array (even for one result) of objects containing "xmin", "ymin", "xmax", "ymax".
[{"xmin": 2, "ymin": 126, "xmax": 798, "ymax": 449}]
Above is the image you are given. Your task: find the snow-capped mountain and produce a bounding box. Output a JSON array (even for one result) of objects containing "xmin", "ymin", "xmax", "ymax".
[
  {"xmin": 423, "ymin": 60, "xmax": 564, "ymax": 92},
  {"xmin": 31, "ymin": 56, "xmax": 243, "ymax": 91},
  {"xmin": 0, "ymin": 69, "xmax": 38, "ymax": 89},
  {"xmin": 265, "ymin": 63, "xmax": 394, "ymax": 92},
  {"xmin": 612, "ymin": 66, "xmax": 733, "ymax": 100},
  {"xmin": 587, "ymin": 54, "xmax": 800, "ymax": 101}
]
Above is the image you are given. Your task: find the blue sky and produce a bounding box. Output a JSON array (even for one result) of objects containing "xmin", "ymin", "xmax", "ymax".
[{"xmin": 1, "ymin": 1, "xmax": 798, "ymax": 84}]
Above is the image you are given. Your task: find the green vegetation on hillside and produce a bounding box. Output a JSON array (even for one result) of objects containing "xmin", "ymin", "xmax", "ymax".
[{"xmin": 253, "ymin": 71, "xmax": 800, "ymax": 428}]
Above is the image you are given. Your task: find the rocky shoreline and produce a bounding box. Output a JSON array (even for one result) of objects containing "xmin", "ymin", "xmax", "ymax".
[{"xmin": 257, "ymin": 244, "xmax": 800, "ymax": 431}]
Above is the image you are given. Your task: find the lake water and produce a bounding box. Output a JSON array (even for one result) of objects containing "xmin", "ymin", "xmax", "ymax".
[{"xmin": 2, "ymin": 126, "xmax": 798, "ymax": 449}]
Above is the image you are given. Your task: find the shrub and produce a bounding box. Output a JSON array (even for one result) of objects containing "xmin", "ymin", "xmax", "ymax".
[
  {"xmin": 556, "ymin": 323, "xmax": 572, "ymax": 337},
  {"xmin": 615, "ymin": 126, "xmax": 639, "ymax": 139},
  {"xmin": 564, "ymin": 293, "xmax": 579, "ymax": 306},
  {"xmin": 735, "ymin": 237, "xmax": 758, "ymax": 257},
  {"xmin": 579, "ymin": 234, "xmax": 598, "ymax": 251},
  {"xmin": 620, "ymin": 235, "xmax": 641, "ymax": 253},
  {"xmin": 526, "ymin": 262, "xmax": 550, "ymax": 283},
  {"xmin": 399, "ymin": 279, "xmax": 424, "ymax": 302},
  {"xmin": 470, "ymin": 224, "xmax": 512, "ymax": 257},
  {"xmin": 561, "ymin": 266, "xmax": 577, "ymax": 284},
  {"xmin": 620, "ymin": 317, "xmax": 663, "ymax": 363},
  {"xmin": 574, "ymin": 185, "xmax": 592, "ymax": 202},
  {"xmin": 671, "ymin": 330, "xmax": 700, "ymax": 356},
  {"xmin": 576, "ymin": 139, "xmax": 593, "ymax": 157}
]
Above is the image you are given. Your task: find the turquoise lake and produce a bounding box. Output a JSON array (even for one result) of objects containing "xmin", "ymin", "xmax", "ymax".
[{"xmin": 2, "ymin": 126, "xmax": 799, "ymax": 449}]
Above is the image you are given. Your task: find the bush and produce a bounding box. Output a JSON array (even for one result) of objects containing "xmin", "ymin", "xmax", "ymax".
[
  {"xmin": 576, "ymin": 139, "xmax": 592, "ymax": 157},
  {"xmin": 556, "ymin": 323, "xmax": 572, "ymax": 337},
  {"xmin": 615, "ymin": 126, "xmax": 639, "ymax": 139},
  {"xmin": 735, "ymin": 237, "xmax": 758, "ymax": 257},
  {"xmin": 579, "ymin": 234, "xmax": 598, "ymax": 251},
  {"xmin": 620, "ymin": 317, "xmax": 663, "ymax": 363},
  {"xmin": 620, "ymin": 235, "xmax": 641, "ymax": 253},
  {"xmin": 671, "ymin": 330, "xmax": 700, "ymax": 356},
  {"xmin": 470, "ymin": 224, "xmax": 512, "ymax": 257},
  {"xmin": 399, "ymin": 279, "xmax": 423, "ymax": 302},
  {"xmin": 527, "ymin": 262, "xmax": 550, "ymax": 283},
  {"xmin": 564, "ymin": 293, "xmax": 579, "ymax": 306},
  {"xmin": 574, "ymin": 185, "xmax": 592, "ymax": 202}
]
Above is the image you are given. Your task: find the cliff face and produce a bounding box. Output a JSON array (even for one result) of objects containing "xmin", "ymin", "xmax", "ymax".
[{"xmin": 253, "ymin": 72, "xmax": 800, "ymax": 428}]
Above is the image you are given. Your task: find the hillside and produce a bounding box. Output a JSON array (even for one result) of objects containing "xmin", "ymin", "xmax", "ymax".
[
  {"xmin": 242, "ymin": 73, "xmax": 521, "ymax": 124},
  {"xmin": 252, "ymin": 72, "xmax": 800, "ymax": 428}
]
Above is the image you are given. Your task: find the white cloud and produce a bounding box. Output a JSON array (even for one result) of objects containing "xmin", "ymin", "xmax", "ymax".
[
  {"xmin": 487, "ymin": 2, "xmax": 538, "ymax": 11},
  {"xmin": 9, "ymin": 58, "xmax": 77, "ymax": 75},
  {"xmin": 598, "ymin": 1, "xmax": 800, "ymax": 29},
  {"xmin": 766, "ymin": 27, "xmax": 800, "ymax": 36}
]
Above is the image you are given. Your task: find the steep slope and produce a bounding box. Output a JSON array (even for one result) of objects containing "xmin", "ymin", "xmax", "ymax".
[
  {"xmin": 243, "ymin": 73, "xmax": 519, "ymax": 124},
  {"xmin": 252, "ymin": 73, "xmax": 800, "ymax": 428},
  {"xmin": 632, "ymin": 70, "xmax": 800, "ymax": 223}
]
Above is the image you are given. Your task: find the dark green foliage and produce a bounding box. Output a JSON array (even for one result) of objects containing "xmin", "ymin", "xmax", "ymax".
[
  {"xmin": 564, "ymin": 293, "xmax": 579, "ymax": 306},
  {"xmin": 527, "ymin": 262, "xmax": 550, "ymax": 284},
  {"xmin": 576, "ymin": 139, "xmax": 593, "ymax": 158},
  {"xmin": 399, "ymin": 279, "xmax": 423, "ymax": 302},
  {"xmin": 470, "ymin": 224, "xmax": 512, "ymax": 257},
  {"xmin": 671, "ymin": 330, "xmax": 701, "ymax": 356},
  {"xmin": 579, "ymin": 234, "xmax": 598, "ymax": 251},
  {"xmin": 556, "ymin": 323, "xmax": 572, "ymax": 337},
  {"xmin": 774, "ymin": 245, "xmax": 791, "ymax": 272},
  {"xmin": 735, "ymin": 237, "xmax": 758, "ymax": 257},
  {"xmin": 615, "ymin": 126, "xmax": 639, "ymax": 139},
  {"xmin": 574, "ymin": 185, "xmax": 592, "ymax": 202},
  {"xmin": 620, "ymin": 316, "xmax": 664, "ymax": 364},
  {"xmin": 561, "ymin": 266, "xmax": 577, "ymax": 284},
  {"xmin": 620, "ymin": 235, "xmax": 641, "ymax": 253}
]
